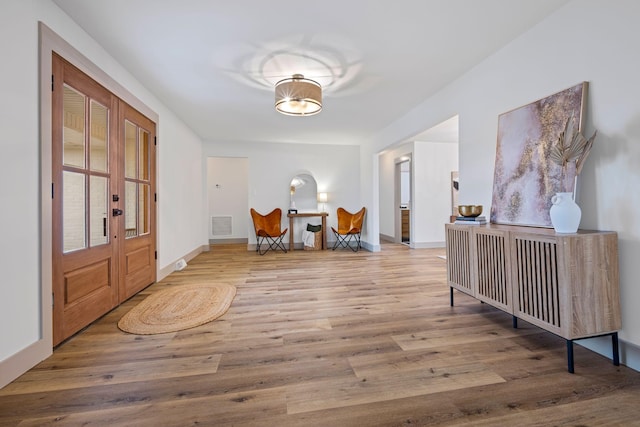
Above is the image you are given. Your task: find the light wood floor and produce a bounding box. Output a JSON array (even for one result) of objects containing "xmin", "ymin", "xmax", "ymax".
[{"xmin": 2, "ymin": 243, "xmax": 640, "ymax": 426}]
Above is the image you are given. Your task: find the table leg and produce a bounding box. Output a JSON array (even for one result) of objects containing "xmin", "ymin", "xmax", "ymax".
[
  {"xmin": 322, "ymin": 216, "xmax": 327, "ymax": 249},
  {"xmin": 289, "ymin": 216, "xmax": 294, "ymax": 250},
  {"xmin": 567, "ymin": 339, "xmax": 574, "ymax": 374}
]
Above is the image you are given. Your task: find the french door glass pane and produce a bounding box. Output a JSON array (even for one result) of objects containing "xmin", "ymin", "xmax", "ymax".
[
  {"xmin": 139, "ymin": 129, "xmax": 149, "ymax": 180},
  {"xmin": 90, "ymin": 100, "xmax": 108, "ymax": 173},
  {"xmin": 63, "ymin": 85, "xmax": 85, "ymax": 168},
  {"xmin": 90, "ymin": 176, "xmax": 109, "ymax": 246},
  {"xmin": 63, "ymin": 171, "xmax": 86, "ymax": 252},
  {"xmin": 139, "ymin": 183, "xmax": 150, "ymax": 235},
  {"xmin": 125, "ymin": 181, "xmax": 137, "ymax": 238},
  {"xmin": 124, "ymin": 120, "xmax": 136, "ymax": 179}
]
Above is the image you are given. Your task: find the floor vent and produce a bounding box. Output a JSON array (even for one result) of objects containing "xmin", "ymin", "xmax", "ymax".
[{"xmin": 212, "ymin": 216, "xmax": 232, "ymax": 236}]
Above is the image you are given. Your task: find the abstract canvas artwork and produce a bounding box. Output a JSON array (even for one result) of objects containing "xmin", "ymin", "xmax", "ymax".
[{"xmin": 490, "ymin": 82, "xmax": 587, "ymax": 227}]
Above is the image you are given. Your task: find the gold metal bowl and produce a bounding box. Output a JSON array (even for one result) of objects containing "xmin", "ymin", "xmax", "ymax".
[{"xmin": 458, "ymin": 205, "xmax": 483, "ymax": 217}]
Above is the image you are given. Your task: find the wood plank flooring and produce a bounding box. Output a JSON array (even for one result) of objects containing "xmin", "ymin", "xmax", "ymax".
[{"xmin": 2, "ymin": 243, "xmax": 640, "ymax": 426}]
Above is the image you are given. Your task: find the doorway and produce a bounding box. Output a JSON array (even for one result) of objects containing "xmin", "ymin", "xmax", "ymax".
[
  {"xmin": 51, "ymin": 53, "xmax": 156, "ymax": 345},
  {"xmin": 207, "ymin": 157, "xmax": 249, "ymax": 244},
  {"xmin": 395, "ymin": 157, "xmax": 411, "ymax": 245}
]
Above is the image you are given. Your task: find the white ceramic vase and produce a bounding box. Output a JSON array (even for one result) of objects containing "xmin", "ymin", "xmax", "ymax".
[{"xmin": 549, "ymin": 192, "xmax": 581, "ymax": 233}]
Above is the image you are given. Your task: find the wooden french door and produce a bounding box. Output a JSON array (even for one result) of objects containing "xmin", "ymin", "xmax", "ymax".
[
  {"xmin": 119, "ymin": 103, "xmax": 156, "ymax": 301},
  {"xmin": 52, "ymin": 53, "xmax": 156, "ymax": 345}
]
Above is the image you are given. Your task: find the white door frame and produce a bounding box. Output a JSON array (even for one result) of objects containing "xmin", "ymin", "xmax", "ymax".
[{"xmin": 394, "ymin": 156, "xmax": 411, "ymax": 244}]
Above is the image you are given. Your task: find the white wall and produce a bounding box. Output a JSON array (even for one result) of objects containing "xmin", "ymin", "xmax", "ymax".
[
  {"xmin": 0, "ymin": 0, "xmax": 42, "ymax": 372},
  {"xmin": 157, "ymin": 118, "xmax": 207, "ymax": 269},
  {"xmin": 202, "ymin": 140, "xmax": 361, "ymax": 246},
  {"xmin": 367, "ymin": 0, "xmax": 640, "ymax": 369},
  {"xmin": 378, "ymin": 142, "xmax": 458, "ymax": 247},
  {"xmin": 412, "ymin": 141, "xmax": 458, "ymax": 247},
  {"xmin": 207, "ymin": 157, "xmax": 249, "ymax": 240},
  {"xmin": 0, "ymin": 0, "xmax": 206, "ymax": 386}
]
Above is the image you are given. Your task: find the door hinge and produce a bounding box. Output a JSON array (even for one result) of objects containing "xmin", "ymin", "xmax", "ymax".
[
  {"xmin": 154, "ymin": 251, "xmax": 157, "ymax": 260},
  {"xmin": 52, "ymin": 292, "xmax": 54, "ymax": 307},
  {"xmin": 154, "ymin": 136, "xmax": 157, "ymax": 146},
  {"xmin": 51, "ymin": 75, "xmax": 54, "ymax": 92},
  {"xmin": 51, "ymin": 183, "xmax": 54, "ymax": 199},
  {"xmin": 154, "ymin": 193, "xmax": 157, "ymax": 202}
]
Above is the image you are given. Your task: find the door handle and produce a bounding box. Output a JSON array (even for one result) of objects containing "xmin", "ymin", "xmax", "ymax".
[{"xmin": 112, "ymin": 208, "xmax": 123, "ymax": 217}]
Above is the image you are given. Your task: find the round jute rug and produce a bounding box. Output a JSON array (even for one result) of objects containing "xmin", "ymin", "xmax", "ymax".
[{"xmin": 118, "ymin": 283, "xmax": 236, "ymax": 334}]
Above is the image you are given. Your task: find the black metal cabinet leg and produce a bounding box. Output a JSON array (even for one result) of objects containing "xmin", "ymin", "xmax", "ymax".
[
  {"xmin": 567, "ymin": 340, "xmax": 574, "ymax": 374},
  {"xmin": 450, "ymin": 287, "xmax": 454, "ymax": 307},
  {"xmin": 512, "ymin": 316, "xmax": 518, "ymax": 329},
  {"xmin": 612, "ymin": 332, "xmax": 620, "ymax": 366}
]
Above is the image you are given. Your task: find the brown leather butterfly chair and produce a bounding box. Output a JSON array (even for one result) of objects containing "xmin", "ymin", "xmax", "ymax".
[
  {"xmin": 250, "ymin": 208, "xmax": 288, "ymax": 255},
  {"xmin": 331, "ymin": 207, "xmax": 366, "ymax": 252}
]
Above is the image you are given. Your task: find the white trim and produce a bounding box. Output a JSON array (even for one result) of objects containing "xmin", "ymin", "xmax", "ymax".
[
  {"xmin": 158, "ymin": 245, "xmax": 208, "ymax": 281},
  {"xmin": 410, "ymin": 241, "xmax": 446, "ymax": 249},
  {"xmin": 360, "ymin": 240, "xmax": 380, "ymax": 252}
]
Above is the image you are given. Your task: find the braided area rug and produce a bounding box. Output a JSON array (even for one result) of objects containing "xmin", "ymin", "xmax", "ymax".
[{"xmin": 118, "ymin": 283, "xmax": 236, "ymax": 334}]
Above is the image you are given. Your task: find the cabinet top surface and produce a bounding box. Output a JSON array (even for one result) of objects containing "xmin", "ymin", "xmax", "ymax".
[{"xmin": 446, "ymin": 222, "xmax": 616, "ymax": 236}]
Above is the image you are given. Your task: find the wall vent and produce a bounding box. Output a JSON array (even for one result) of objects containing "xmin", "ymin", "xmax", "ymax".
[{"xmin": 211, "ymin": 216, "xmax": 232, "ymax": 236}]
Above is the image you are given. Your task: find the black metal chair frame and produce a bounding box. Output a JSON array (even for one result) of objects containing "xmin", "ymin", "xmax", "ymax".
[
  {"xmin": 256, "ymin": 233, "xmax": 287, "ymax": 255},
  {"xmin": 332, "ymin": 231, "xmax": 362, "ymax": 252}
]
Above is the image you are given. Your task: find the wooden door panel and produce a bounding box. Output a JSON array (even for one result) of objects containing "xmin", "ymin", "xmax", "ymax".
[
  {"xmin": 60, "ymin": 295, "xmax": 113, "ymax": 340},
  {"xmin": 64, "ymin": 259, "xmax": 111, "ymax": 303},
  {"xmin": 52, "ymin": 54, "xmax": 119, "ymax": 345},
  {"xmin": 122, "ymin": 245, "xmax": 153, "ymax": 299},
  {"xmin": 119, "ymin": 102, "xmax": 156, "ymax": 302},
  {"xmin": 126, "ymin": 246, "xmax": 150, "ymax": 274}
]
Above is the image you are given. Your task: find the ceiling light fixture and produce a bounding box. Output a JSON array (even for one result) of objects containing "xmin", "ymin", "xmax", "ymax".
[{"xmin": 274, "ymin": 74, "xmax": 322, "ymax": 116}]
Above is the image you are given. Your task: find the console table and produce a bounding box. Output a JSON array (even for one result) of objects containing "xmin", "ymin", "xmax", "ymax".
[
  {"xmin": 445, "ymin": 223, "xmax": 621, "ymax": 373},
  {"xmin": 287, "ymin": 212, "xmax": 328, "ymax": 250}
]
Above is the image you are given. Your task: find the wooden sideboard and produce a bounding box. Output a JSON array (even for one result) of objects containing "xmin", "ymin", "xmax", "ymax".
[{"xmin": 445, "ymin": 223, "xmax": 621, "ymax": 373}]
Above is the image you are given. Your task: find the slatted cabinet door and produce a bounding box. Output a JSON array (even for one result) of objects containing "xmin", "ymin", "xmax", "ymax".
[
  {"xmin": 473, "ymin": 227, "xmax": 513, "ymax": 312},
  {"xmin": 510, "ymin": 232, "xmax": 564, "ymax": 336},
  {"xmin": 445, "ymin": 226, "xmax": 474, "ymax": 297},
  {"xmin": 513, "ymin": 230, "xmax": 621, "ymax": 340}
]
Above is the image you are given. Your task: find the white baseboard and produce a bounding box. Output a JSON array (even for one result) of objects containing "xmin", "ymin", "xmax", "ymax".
[
  {"xmin": 410, "ymin": 241, "xmax": 445, "ymax": 249},
  {"xmin": 361, "ymin": 240, "xmax": 380, "ymax": 252},
  {"xmin": 0, "ymin": 337, "xmax": 51, "ymax": 389},
  {"xmin": 158, "ymin": 244, "xmax": 208, "ymax": 280},
  {"xmin": 209, "ymin": 238, "xmax": 248, "ymax": 245},
  {"xmin": 578, "ymin": 336, "xmax": 640, "ymax": 373},
  {"xmin": 379, "ymin": 233, "xmax": 395, "ymax": 243}
]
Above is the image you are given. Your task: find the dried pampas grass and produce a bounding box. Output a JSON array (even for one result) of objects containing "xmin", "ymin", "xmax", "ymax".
[{"xmin": 549, "ymin": 115, "xmax": 597, "ymax": 177}]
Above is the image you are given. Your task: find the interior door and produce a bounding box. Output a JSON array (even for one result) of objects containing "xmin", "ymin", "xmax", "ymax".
[
  {"xmin": 119, "ymin": 103, "xmax": 156, "ymax": 300},
  {"xmin": 52, "ymin": 54, "xmax": 119, "ymax": 345}
]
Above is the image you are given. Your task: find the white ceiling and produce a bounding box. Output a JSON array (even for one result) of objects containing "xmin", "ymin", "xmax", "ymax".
[{"xmin": 52, "ymin": 0, "xmax": 569, "ymax": 146}]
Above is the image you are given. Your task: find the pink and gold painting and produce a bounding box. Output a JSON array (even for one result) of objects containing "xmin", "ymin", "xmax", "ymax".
[{"xmin": 490, "ymin": 82, "xmax": 587, "ymax": 227}]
